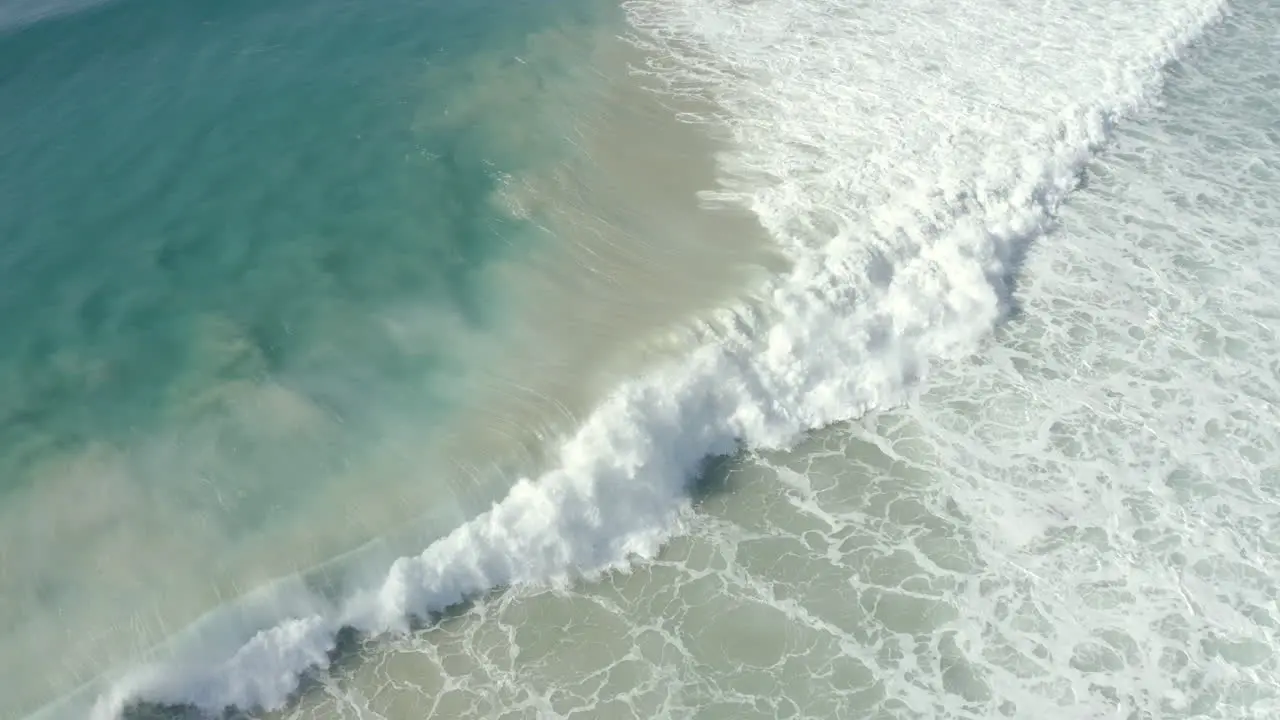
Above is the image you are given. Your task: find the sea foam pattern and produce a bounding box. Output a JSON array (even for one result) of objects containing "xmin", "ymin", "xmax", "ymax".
[{"xmin": 79, "ymin": 0, "xmax": 1234, "ymax": 715}]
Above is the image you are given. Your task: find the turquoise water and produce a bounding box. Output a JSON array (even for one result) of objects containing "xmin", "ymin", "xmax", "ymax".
[
  {"xmin": 0, "ymin": 0, "xmax": 582, "ymax": 487},
  {"xmin": 0, "ymin": 0, "xmax": 617, "ymax": 714}
]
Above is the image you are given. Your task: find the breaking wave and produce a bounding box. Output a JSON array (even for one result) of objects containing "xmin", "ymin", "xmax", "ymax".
[{"xmin": 44, "ymin": 0, "xmax": 1229, "ymax": 716}]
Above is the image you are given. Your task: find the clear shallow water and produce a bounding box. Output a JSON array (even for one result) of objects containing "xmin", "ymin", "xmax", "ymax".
[
  {"xmin": 0, "ymin": 0, "xmax": 573, "ymax": 710},
  {"xmin": 2, "ymin": 0, "xmax": 1276, "ymax": 717},
  {"xmin": 1, "ymin": 0, "xmax": 778, "ymax": 715},
  {"xmin": 0, "ymin": 0, "xmax": 764, "ymax": 715}
]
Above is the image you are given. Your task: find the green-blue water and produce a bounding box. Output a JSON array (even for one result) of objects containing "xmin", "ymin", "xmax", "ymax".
[
  {"xmin": 0, "ymin": 0, "xmax": 585, "ymax": 480},
  {"xmin": 0, "ymin": 0, "xmax": 613, "ymax": 714}
]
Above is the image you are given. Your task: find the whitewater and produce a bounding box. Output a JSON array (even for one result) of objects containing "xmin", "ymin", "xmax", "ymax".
[{"xmin": 18, "ymin": 0, "xmax": 1276, "ymax": 716}]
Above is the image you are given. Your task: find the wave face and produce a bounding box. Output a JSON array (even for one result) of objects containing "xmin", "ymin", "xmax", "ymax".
[{"xmin": 33, "ymin": 0, "xmax": 1250, "ymax": 715}]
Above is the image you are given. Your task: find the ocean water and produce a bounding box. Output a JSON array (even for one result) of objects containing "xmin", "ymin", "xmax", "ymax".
[
  {"xmin": 0, "ymin": 0, "xmax": 577, "ymax": 712},
  {"xmin": 0, "ymin": 0, "xmax": 773, "ymax": 715},
  {"xmin": 1, "ymin": 0, "xmax": 1276, "ymax": 716}
]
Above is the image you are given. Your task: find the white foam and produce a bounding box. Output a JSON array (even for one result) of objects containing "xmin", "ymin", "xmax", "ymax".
[{"xmin": 76, "ymin": 0, "xmax": 1232, "ymax": 715}]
